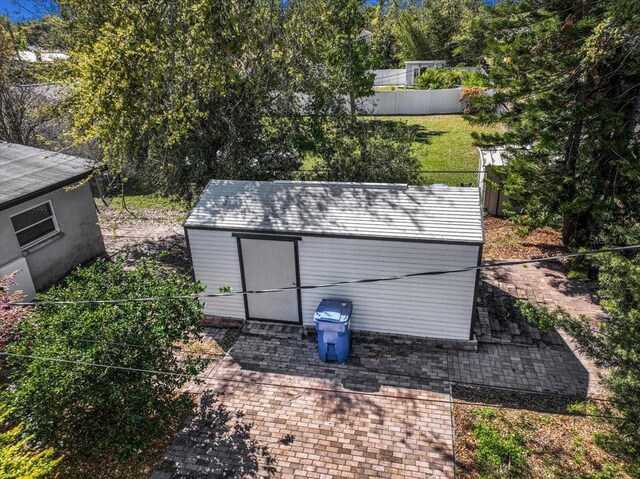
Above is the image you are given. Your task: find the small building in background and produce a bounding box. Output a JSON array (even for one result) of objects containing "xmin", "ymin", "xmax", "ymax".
[
  {"xmin": 185, "ymin": 180, "xmax": 483, "ymax": 342},
  {"xmin": 0, "ymin": 143, "xmax": 105, "ymax": 300},
  {"xmin": 373, "ymin": 60, "xmax": 448, "ymax": 87},
  {"xmin": 478, "ymin": 146, "xmax": 510, "ymax": 216},
  {"xmin": 404, "ymin": 60, "xmax": 447, "ymax": 86}
]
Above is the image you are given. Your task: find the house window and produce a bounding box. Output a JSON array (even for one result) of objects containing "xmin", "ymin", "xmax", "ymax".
[{"xmin": 10, "ymin": 201, "xmax": 59, "ymax": 249}]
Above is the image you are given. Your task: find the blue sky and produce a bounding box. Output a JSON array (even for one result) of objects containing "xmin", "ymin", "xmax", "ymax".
[{"xmin": 0, "ymin": 0, "xmax": 58, "ymax": 22}]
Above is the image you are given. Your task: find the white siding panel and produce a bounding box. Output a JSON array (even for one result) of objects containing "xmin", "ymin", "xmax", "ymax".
[
  {"xmin": 187, "ymin": 229, "xmax": 245, "ymax": 319},
  {"xmin": 298, "ymin": 237, "xmax": 478, "ymax": 340},
  {"xmin": 188, "ymin": 230, "xmax": 479, "ymax": 340}
]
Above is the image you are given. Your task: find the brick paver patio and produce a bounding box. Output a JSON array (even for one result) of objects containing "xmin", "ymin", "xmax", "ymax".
[
  {"xmin": 479, "ymin": 262, "xmax": 607, "ymax": 397},
  {"xmin": 152, "ymin": 262, "xmax": 606, "ymax": 478}
]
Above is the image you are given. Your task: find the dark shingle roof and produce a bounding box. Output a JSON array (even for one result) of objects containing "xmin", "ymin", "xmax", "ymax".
[{"xmin": 0, "ymin": 142, "xmax": 96, "ymax": 210}]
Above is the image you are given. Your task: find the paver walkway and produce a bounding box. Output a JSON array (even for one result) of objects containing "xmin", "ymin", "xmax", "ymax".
[
  {"xmin": 482, "ymin": 261, "xmax": 606, "ymax": 321},
  {"xmin": 151, "ymin": 262, "xmax": 607, "ymax": 478},
  {"xmin": 152, "ymin": 322, "xmax": 593, "ymax": 478},
  {"xmin": 479, "ymin": 262, "xmax": 607, "ymax": 397}
]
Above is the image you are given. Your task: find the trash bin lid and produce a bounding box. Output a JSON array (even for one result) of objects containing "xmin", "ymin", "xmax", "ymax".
[{"xmin": 314, "ymin": 299, "xmax": 352, "ymax": 323}]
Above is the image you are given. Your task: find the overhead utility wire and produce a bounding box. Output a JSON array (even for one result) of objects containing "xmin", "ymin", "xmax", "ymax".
[
  {"xmin": 0, "ymin": 351, "xmax": 625, "ymax": 420},
  {"xmin": 8, "ymin": 245, "xmax": 640, "ymax": 307}
]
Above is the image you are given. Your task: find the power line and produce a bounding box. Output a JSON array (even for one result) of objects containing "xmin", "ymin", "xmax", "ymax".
[
  {"xmin": 8, "ymin": 244, "xmax": 640, "ymax": 307},
  {"xmin": 0, "ymin": 350, "xmax": 624, "ymax": 420}
]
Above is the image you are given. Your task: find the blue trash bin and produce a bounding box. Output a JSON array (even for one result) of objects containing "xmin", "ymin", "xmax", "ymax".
[{"xmin": 314, "ymin": 299, "xmax": 352, "ymax": 364}]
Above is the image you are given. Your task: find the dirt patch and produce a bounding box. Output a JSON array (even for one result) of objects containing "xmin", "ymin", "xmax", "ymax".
[
  {"xmin": 179, "ymin": 328, "xmax": 241, "ymax": 360},
  {"xmin": 98, "ymin": 207, "xmax": 191, "ymax": 274},
  {"xmin": 453, "ymin": 386, "xmax": 636, "ymax": 479},
  {"xmin": 484, "ymin": 216, "xmax": 565, "ymax": 260}
]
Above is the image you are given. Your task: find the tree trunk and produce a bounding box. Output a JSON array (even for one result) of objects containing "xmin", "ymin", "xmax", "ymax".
[{"xmin": 561, "ymin": 91, "xmax": 586, "ymax": 246}]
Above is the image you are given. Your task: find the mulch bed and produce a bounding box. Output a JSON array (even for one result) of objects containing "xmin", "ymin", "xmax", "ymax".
[
  {"xmin": 52, "ymin": 395, "xmax": 195, "ymax": 479},
  {"xmin": 452, "ymin": 385, "xmax": 636, "ymax": 479},
  {"xmin": 483, "ymin": 216, "xmax": 565, "ymax": 260}
]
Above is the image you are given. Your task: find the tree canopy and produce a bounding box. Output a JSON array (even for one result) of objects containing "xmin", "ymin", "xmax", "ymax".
[
  {"xmin": 467, "ymin": 0, "xmax": 640, "ymax": 247},
  {"xmin": 54, "ymin": 0, "xmax": 418, "ymax": 201}
]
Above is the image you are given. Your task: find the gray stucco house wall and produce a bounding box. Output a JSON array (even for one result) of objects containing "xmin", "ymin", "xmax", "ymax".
[
  {"xmin": 0, "ymin": 184, "xmax": 105, "ymax": 290},
  {"xmin": 0, "ymin": 142, "xmax": 106, "ymax": 293}
]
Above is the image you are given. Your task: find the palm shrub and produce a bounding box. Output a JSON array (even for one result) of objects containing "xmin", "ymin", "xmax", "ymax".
[
  {"xmin": 8, "ymin": 258, "xmax": 205, "ymax": 457},
  {"xmin": 415, "ymin": 68, "xmax": 463, "ymax": 89}
]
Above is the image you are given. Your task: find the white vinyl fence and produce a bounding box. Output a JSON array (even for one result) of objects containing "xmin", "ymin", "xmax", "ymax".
[
  {"xmin": 299, "ymin": 87, "xmax": 491, "ymax": 116},
  {"xmin": 357, "ymin": 88, "xmax": 466, "ymax": 115}
]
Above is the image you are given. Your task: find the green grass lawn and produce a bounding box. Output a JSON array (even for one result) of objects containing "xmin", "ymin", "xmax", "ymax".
[
  {"xmin": 108, "ymin": 185, "xmax": 188, "ymax": 211},
  {"xmin": 372, "ymin": 114, "xmax": 502, "ymax": 171}
]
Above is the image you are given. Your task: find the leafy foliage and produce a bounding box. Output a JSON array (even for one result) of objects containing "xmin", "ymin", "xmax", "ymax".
[
  {"xmin": 0, "ymin": 402, "xmax": 61, "ymax": 479},
  {"xmin": 308, "ymin": 118, "xmax": 420, "ymax": 184},
  {"xmin": 467, "ymin": 0, "xmax": 640, "ymax": 247},
  {"xmin": 390, "ymin": 0, "xmax": 486, "ymax": 64},
  {"xmin": 8, "ymin": 258, "xmax": 204, "ymax": 457},
  {"xmin": 563, "ymin": 253, "xmax": 640, "ymax": 447},
  {"xmin": 58, "ymin": 0, "xmax": 419, "ymax": 201},
  {"xmin": 415, "ymin": 68, "xmax": 463, "ymax": 90},
  {"xmin": 515, "ymin": 300, "xmax": 567, "ymax": 333},
  {"xmin": 471, "ymin": 407, "xmax": 529, "ymax": 477},
  {"xmin": 461, "ymin": 71, "xmax": 489, "ymax": 88}
]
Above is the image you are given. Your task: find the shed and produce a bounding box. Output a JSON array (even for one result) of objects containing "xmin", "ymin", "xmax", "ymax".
[
  {"xmin": 405, "ymin": 60, "xmax": 447, "ymax": 86},
  {"xmin": 0, "ymin": 142, "xmax": 105, "ymax": 299},
  {"xmin": 478, "ymin": 146, "xmax": 511, "ymax": 216},
  {"xmin": 185, "ymin": 180, "xmax": 483, "ymax": 341}
]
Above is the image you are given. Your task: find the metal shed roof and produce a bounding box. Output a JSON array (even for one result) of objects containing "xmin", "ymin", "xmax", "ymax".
[
  {"xmin": 478, "ymin": 146, "xmax": 508, "ymax": 167},
  {"xmin": 185, "ymin": 180, "xmax": 484, "ymax": 244},
  {"xmin": 0, "ymin": 142, "xmax": 96, "ymax": 210}
]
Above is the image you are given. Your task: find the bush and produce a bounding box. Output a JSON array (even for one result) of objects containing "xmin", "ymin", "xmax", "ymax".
[
  {"xmin": 516, "ymin": 300, "xmax": 568, "ymax": 332},
  {"xmin": 472, "ymin": 407, "xmax": 529, "ymax": 477},
  {"xmin": 415, "ymin": 68, "xmax": 463, "ymax": 89},
  {"xmin": 9, "ymin": 258, "xmax": 205, "ymax": 457},
  {"xmin": 461, "ymin": 70, "xmax": 489, "ymax": 87},
  {"xmin": 563, "ymin": 253, "xmax": 640, "ymax": 448},
  {"xmin": 0, "ymin": 401, "xmax": 61, "ymax": 479},
  {"xmin": 460, "ymin": 86, "xmax": 489, "ymax": 114},
  {"xmin": 308, "ymin": 118, "xmax": 421, "ymax": 184}
]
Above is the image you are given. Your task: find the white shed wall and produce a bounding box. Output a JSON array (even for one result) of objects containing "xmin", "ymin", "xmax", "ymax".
[
  {"xmin": 187, "ymin": 229, "xmax": 245, "ymax": 319},
  {"xmin": 298, "ymin": 237, "xmax": 478, "ymax": 340},
  {"xmin": 188, "ymin": 229, "xmax": 480, "ymax": 340}
]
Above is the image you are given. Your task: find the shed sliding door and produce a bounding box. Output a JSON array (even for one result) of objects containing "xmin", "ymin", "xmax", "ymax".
[{"xmin": 239, "ymin": 238, "xmax": 300, "ymax": 323}]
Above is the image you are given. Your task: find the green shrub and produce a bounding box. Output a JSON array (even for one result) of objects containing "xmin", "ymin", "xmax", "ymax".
[
  {"xmin": 462, "ymin": 70, "xmax": 489, "ymax": 87},
  {"xmin": 0, "ymin": 402, "xmax": 61, "ymax": 479},
  {"xmin": 9, "ymin": 258, "xmax": 205, "ymax": 457},
  {"xmin": 472, "ymin": 411, "xmax": 529, "ymax": 477},
  {"xmin": 516, "ymin": 300, "xmax": 568, "ymax": 332},
  {"xmin": 415, "ymin": 68, "xmax": 463, "ymax": 89},
  {"xmin": 568, "ymin": 269, "xmax": 589, "ymax": 280},
  {"xmin": 563, "ymin": 253, "xmax": 640, "ymax": 448}
]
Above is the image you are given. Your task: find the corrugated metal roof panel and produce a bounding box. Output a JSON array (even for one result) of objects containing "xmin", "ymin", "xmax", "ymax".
[
  {"xmin": 479, "ymin": 146, "xmax": 508, "ymax": 167},
  {"xmin": 0, "ymin": 142, "xmax": 95, "ymax": 209},
  {"xmin": 185, "ymin": 180, "xmax": 483, "ymax": 243}
]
